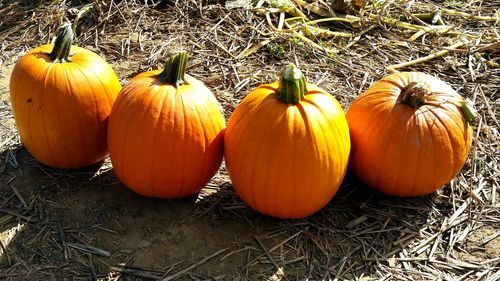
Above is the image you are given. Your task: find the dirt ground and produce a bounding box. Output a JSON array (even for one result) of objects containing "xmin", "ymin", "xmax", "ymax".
[{"xmin": 1, "ymin": 0, "xmax": 499, "ymax": 280}]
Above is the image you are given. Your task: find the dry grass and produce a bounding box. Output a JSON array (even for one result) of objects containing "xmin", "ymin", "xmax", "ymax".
[{"xmin": 0, "ymin": 0, "xmax": 499, "ymax": 280}]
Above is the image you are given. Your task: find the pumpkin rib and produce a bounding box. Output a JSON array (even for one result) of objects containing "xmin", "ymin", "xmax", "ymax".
[
  {"xmin": 177, "ymin": 91, "xmax": 193, "ymax": 194},
  {"xmin": 295, "ymin": 103, "xmax": 323, "ymax": 215},
  {"xmin": 407, "ymin": 110, "xmax": 438, "ymax": 195},
  {"xmin": 40, "ymin": 63, "xmax": 59, "ymax": 165},
  {"xmin": 251, "ymin": 104, "xmax": 284, "ymax": 213},
  {"xmin": 152, "ymin": 86, "xmax": 178, "ymax": 196},
  {"xmin": 147, "ymin": 87, "xmax": 166, "ymax": 196},
  {"xmin": 356, "ymin": 102, "xmax": 399, "ymax": 184},
  {"xmin": 166, "ymin": 88, "xmax": 186, "ymax": 197},
  {"xmin": 86, "ymin": 65, "xmax": 110, "ymax": 135},
  {"xmin": 370, "ymin": 103, "xmax": 401, "ymax": 188},
  {"xmin": 297, "ymin": 98, "xmax": 347, "ymax": 215},
  {"xmin": 406, "ymin": 114, "xmax": 422, "ymax": 195},
  {"xmin": 306, "ymin": 97, "xmax": 349, "ymax": 213},
  {"xmin": 22, "ymin": 77, "xmax": 38, "ymax": 162},
  {"xmin": 378, "ymin": 78, "xmax": 403, "ymax": 91},
  {"xmin": 190, "ymin": 92, "xmax": 219, "ymax": 188},
  {"xmin": 393, "ymin": 116, "xmax": 414, "ymax": 192},
  {"xmin": 350, "ymin": 97, "xmax": 393, "ymax": 139},
  {"xmin": 427, "ymin": 107, "xmax": 460, "ymax": 181},
  {"xmin": 299, "ymin": 100, "xmax": 329, "ymax": 167},
  {"xmin": 226, "ymin": 117, "xmax": 249, "ymax": 205},
  {"xmin": 305, "ymin": 100, "xmax": 337, "ymax": 170},
  {"xmin": 272, "ymin": 110, "xmax": 295, "ymax": 215},
  {"xmin": 429, "ymin": 106, "xmax": 462, "ymax": 193},
  {"xmin": 441, "ymin": 102, "xmax": 468, "ymax": 130},
  {"xmin": 122, "ymin": 87, "xmax": 158, "ymax": 193},
  {"xmin": 228, "ymin": 96, "xmax": 260, "ymax": 203},
  {"xmin": 59, "ymin": 66, "xmax": 80, "ymax": 160},
  {"xmin": 330, "ymin": 101, "xmax": 351, "ymax": 160},
  {"xmin": 263, "ymin": 110, "xmax": 286, "ymax": 215},
  {"xmin": 110, "ymin": 90, "xmax": 137, "ymax": 176},
  {"xmin": 418, "ymin": 111, "xmax": 437, "ymax": 195},
  {"xmin": 226, "ymin": 113, "xmax": 249, "ymax": 188},
  {"xmin": 110, "ymin": 92, "xmax": 135, "ymax": 179},
  {"xmin": 70, "ymin": 65, "xmax": 99, "ymax": 158},
  {"xmin": 425, "ymin": 108, "xmax": 450, "ymax": 187},
  {"xmin": 49, "ymin": 65, "xmax": 70, "ymax": 165},
  {"xmin": 79, "ymin": 60, "xmax": 113, "ymax": 122},
  {"xmin": 76, "ymin": 49, "xmax": 122, "ymax": 112},
  {"xmin": 293, "ymin": 107, "xmax": 312, "ymax": 217},
  {"xmin": 288, "ymin": 110, "xmax": 300, "ymax": 217},
  {"xmin": 28, "ymin": 62, "xmax": 47, "ymax": 160},
  {"xmin": 155, "ymin": 88, "xmax": 175, "ymax": 195},
  {"xmin": 374, "ymin": 107, "xmax": 406, "ymax": 191},
  {"xmin": 199, "ymin": 99, "xmax": 217, "ymax": 189},
  {"xmin": 358, "ymin": 90, "xmax": 396, "ymax": 102},
  {"xmin": 376, "ymin": 75, "xmax": 403, "ymax": 86},
  {"xmin": 284, "ymin": 112, "xmax": 295, "ymax": 217},
  {"xmin": 260, "ymin": 104, "xmax": 287, "ymax": 213},
  {"xmin": 290, "ymin": 107, "xmax": 314, "ymax": 217},
  {"xmin": 17, "ymin": 64, "xmax": 40, "ymax": 162},
  {"xmin": 435, "ymin": 109, "xmax": 459, "ymax": 189},
  {"xmin": 150, "ymin": 88, "xmax": 169, "ymax": 195},
  {"xmin": 359, "ymin": 107, "xmax": 393, "ymax": 192},
  {"xmin": 149, "ymin": 87, "xmax": 173, "ymax": 196},
  {"xmin": 228, "ymin": 113, "xmax": 252, "ymax": 189},
  {"xmin": 187, "ymin": 91, "xmax": 209, "ymax": 188},
  {"xmin": 177, "ymin": 90, "xmax": 190, "ymax": 193},
  {"xmin": 374, "ymin": 123, "xmax": 401, "ymax": 192},
  {"xmin": 302, "ymin": 106, "xmax": 318, "ymax": 213}
]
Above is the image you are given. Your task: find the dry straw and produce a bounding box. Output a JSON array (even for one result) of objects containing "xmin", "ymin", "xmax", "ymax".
[{"xmin": 0, "ymin": 0, "xmax": 499, "ymax": 280}]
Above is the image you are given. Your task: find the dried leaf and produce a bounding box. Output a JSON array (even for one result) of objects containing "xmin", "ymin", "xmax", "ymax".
[{"xmin": 460, "ymin": 98, "xmax": 477, "ymax": 125}]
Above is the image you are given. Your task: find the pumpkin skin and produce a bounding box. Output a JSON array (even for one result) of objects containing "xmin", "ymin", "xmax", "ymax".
[
  {"xmin": 346, "ymin": 72, "xmax": 472, "ymax": 196},
  {"xmin": 224, "ymin": 64, "xmax": 351, "ymax": 219},
  {"xmin": 9, "ymin": 24, "xmax": 121, "ymax": 169},
  {"xmin": 107, "ymin": 52, "xmax": 225, "ymax": 198}
]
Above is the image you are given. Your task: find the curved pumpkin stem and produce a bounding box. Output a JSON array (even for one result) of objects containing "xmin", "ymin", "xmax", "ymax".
[
  {"xmin": 158, "ymin": 51, "xmax": 188, "ymax": 87},
  {"xmin": 278, "ymin": 63, "xmax": 307, "ymax": 104},
  {"xmin": 49, "ymin": 22, "xmax": 73, "ymax": 63},
  {"xmin": 400, "ymin": 82, "xmax": 431, "ymax": 108}
]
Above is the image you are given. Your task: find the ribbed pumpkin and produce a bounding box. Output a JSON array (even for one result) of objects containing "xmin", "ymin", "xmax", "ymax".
[
  {"xmin": 107, "ymin": 52, "xmax": 225, "ymax": 198},
  {"xmin": 346, "ymin": 72, "xmax": 473, "ymax": 196},
  {"xmin": 224, "ymin": 64, "xmax": 351, "ymax": 219},
  {"xmin": 9, "ymin": 23, "xmax": 121, "ymax": 169}
]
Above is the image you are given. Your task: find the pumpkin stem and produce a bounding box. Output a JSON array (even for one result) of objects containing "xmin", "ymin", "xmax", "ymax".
[
  {"xmin": 49, "ymin": 22, "xmax": 73, "ymax": 63},
  {"xmin": 278, "ymin": 63, "xmax": 307, "ymax": 104},
  {"xmin": 400, "ymin": 82, "xmax": 431, "ymax": 108},
  {"xmin": 158, "ymin": 51, "xmax": 189, "ymax": 86}
]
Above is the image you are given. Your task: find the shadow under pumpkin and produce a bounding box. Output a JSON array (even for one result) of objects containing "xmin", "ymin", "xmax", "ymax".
[{"xmin": 0, "ymin": 147, "xmax": 434, "ymax": 280}]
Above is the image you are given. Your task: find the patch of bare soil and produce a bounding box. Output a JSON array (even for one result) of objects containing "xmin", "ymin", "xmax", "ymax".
[{"xmin": 1, "ymin": 0, "xmax": 499, "ymax": 280}]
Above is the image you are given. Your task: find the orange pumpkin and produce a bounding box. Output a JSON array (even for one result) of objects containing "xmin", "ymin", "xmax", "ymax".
[
  {"xmin": 9, "ymin": 23, "xmax": 121, "ymax": 169},
  {"xmin": 346, "ymin": 72, "xmax": 473, "ymax": 196},
  {"xmin": 107, "ymin": 52, "xmax": 225, "ymax": 198},
  {"xmin": 224, "ymin": 64, "xmax": 351, "ymax": 219}
]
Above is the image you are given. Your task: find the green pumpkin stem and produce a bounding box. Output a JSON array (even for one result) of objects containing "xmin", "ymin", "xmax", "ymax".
[
  {"xmin": 49, "ymin": 22, "xmax": 74, "ymax": 63},
  {"xmin": 158, "ymin": 51, "xmax": 189, "ymax": 86},
  {"xmin": 400, "ymin": 82, "xmax": 430, "ymax": 108},
  {"xmin": 278, "ymin": 63, "xmax": 307, "ymax": 104}
]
